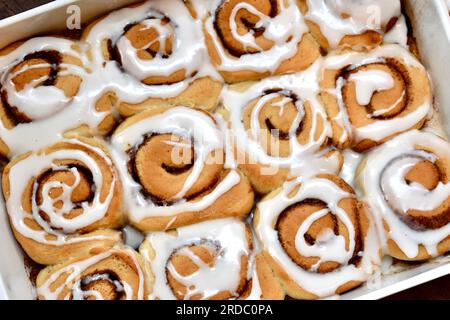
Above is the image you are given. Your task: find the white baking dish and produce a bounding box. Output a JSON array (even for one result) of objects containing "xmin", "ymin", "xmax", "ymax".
[{"xmin": 0, "ymin": 0, "xmax": 448, "ymax": 300}]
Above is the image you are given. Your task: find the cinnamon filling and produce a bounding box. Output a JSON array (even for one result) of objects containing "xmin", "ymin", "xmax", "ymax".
[
  {"xmin": 386, "ymin": 158, "xmax": 450, "ymax": 230},
  {"xmin": 35, "ymin": 165, "xmax": 95, "ymax": 229},
  {"xmin": 128, "ymin": 134, "xmax": 223, "ymax": 205},
  {"xmin": 214, "ymin": 0, "xmax": 279, "ymax": 57},
  {"xmin": 0, "ymin": 50, "xmax": 62, "ymax": 125},
  {"xmin": 111, "ymin": 15, "xmax": 186, "ymax": 85},
  {"xmin": 166, "ymin": 241, "xmax": 248, "ymax": 300},
  {"xmin": 276, "ymin": 198, "xmax": 362, "ymax": 273},
  {"xmin": 76, "ymin": 270, "xmax": 125, "ymax": 300},
  {"xmin": 340, "ymin": 59, "xmax": 410, "ymax": 121},
  {"xmin": 243, "ymin": 89, "xmax": 305, "ymax": 157}
]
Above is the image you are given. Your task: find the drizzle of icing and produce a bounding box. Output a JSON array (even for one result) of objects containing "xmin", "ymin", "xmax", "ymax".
[
  {"xmin": 323, "ymin": 45, "xmax": 432, "ymax": 144},
  {"xmin": 37, "ymin": 247, "xmax": 146, "ymax": 300},
  {"xmin": 141, "ymin": 218, "xmax": 250, "ymax": 300},
  {"xmin": 357, "ymin": 130, "xmax": 450, "ymax": 258},
  {"xmin": 204, "ymin": 0, "xmax": 308, "ymax": 73},
  {"xmin": 255, "ymin": 176, "xmax": 380, "ymax": 297},
  {"xmin": 110, "ymin": 106, "xmax": 241, "ymax": 222},
  {"xmin": 221, "ymin": 60, "xmax": 340, "ymax": 178},
  {"xmin": 5, "ymin": 139, "xmax": 117, "ymax": 245},
  {"xmin": 0, "ymin": 0, "xmax": 220, "ymax": 157},
  {"xmin": 304, "ymin": 0, "xmax": 403, "ymax": 48}
]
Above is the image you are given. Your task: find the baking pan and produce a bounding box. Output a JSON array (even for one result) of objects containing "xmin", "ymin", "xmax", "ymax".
[{"xmin": 0, "ymin": 0, "xmax": 448, "ymax": 300}]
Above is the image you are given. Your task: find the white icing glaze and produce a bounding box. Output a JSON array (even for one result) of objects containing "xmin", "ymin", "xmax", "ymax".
[
  {"xmin": 348, "ymin": 70, "xmax": 394, "ymax": 106},
  {"xmin": 2, "ymin": 62, "xmax": 76, "ymax": 120},
  {"xmin": 0, "ymin": 0, "xmax": 221, "ymax": 157},
  {"xmin": 110, "ymin": 106, "xmax": 241, "ymax": 223},
  {"xmin": 84, "ymin": 0, "xmax": 220, "ymax": 100},
  {"xmin": 323, "ymin": 44, "xmax": 431, "ymax": 145},
  {"xmin": 340, "ymin": 149, "xmax": 363, "ymax": 188},
  {"xmin": 5, "ymin": 139, "xmax": 117, "ymax": 245},
  {"xmin": 255, "ymin": 176, "xmax": 380, "ymax": 297},
  {"xmin": 141, "ymin": 218, "xmax": 250, "ymax": 300},
  {"xmin": 383, "ymin": 15, "xmax": 408, "ymax": 48},
  {"xmin": 0, "ymin": 37, "xmax": 101, "ymax": 156},
  {"xmin": 221, "ymin": 61, "xmax": 340, "ymax": 178},
  {"xmin": 305, "ymin": 0, "xmax": 403, "ymax": 48},
  {"xmin": 357, "ymin": 130, "xmax": 450, "ymax": 258},
  {"xmin": 37, "ymin": 247, "xmax": 146, "ymax": 300},
  {"xmin": 112, "ymin": 5, "xmax": 209, "ymax": 81},
  {"xmin": 204, "ymin": 0, "xmax": 308, "ymax": 73}
]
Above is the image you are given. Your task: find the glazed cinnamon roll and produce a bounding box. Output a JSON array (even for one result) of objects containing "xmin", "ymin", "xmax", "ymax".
[
  {"xmin": 203, "ymin": 0, "xmax": 321, "ymax": 83},
  {"xmin": 110, "ymin": 105, "xmax": 254, "ymax": 231},
  {"xmin": 254, "ymin": 174, "xmax": 380, "ymax": 299},
  {"xmin": 83, "ymin": 0, "xmax": 222, "ymax": 118},
  {"xmin": 140, "ymin": 218, "xmax": 284, "ymax": 300},
  {"xmin": 356, "ymin": 130, "xmax": 450, "ymax": 261},
  {"xmin": 221, "ymin": 70, "xmax": 343, "ymax": 194},
  {"xmin": 1, "ymin": 138, "xmax": 124, "ymax": 265},
  {"xmin": 320, "ymin": 44, "xmax": 432, "ymax": 152},
  {"xmin": 0, "ymin": 37, "xmax": 115, "ymax": 158},
  {"xmin": 36, "ymin": 246, "xmax": 152, "ymax": 300},
  {"xmin": 298, "ymin": 0, "xmax": 405, "ymax": 51}
]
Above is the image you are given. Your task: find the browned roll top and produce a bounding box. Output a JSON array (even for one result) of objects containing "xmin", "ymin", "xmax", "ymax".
[
  {"xmin": 35, "ymin": 165, "xmax": 95, "ymax": 229},
  {"xmin": 75, "ymin": 270, "xmax": 125, "ymax": 300},
  {"xmin": 166, "ymin": 240, "xmax": 251, "ymax": 300},
  {"xmin": 109, "ymin": 14, "xmax": 191, "ymax": 86},
  {"xmin": 276, "ymin": 177, "xmax": 363, "ymax": 274},
  {"xmin": 339, "ymin": 59, "xmax": 410, "ymax": 122},
  {"xmin": 214, "ymin": 0, "xmax": 279, "ymax": 57},
  {"xmin": 382, "ymin": 157, "xmax": 450, "ymax": 231},
  {"xmin": 0, "ymin": 50, "xmax": 82, "ymax": 126},
  {"xmin": 128, "ymin": 132, "xmax": 224, "ymax": 205}
]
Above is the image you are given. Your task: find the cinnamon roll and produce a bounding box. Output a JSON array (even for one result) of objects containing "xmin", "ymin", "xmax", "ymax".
[
  {"xmin": 110, "ymin": 105, "xmax": 254, "ymax": 231},
  {"xmin": 254, "ymin": 174, "xmax": 380, "ymax": 299},
  {"xmin": 320, "ymin": 44, "xmax": 432, "ymax": 152},
  {"xmin": 221, "ymin": 68, "xmax": 343, "ymax": 194},
  {"xmin": 1, "ymin": 138, "xmax": 124, "ymax": 265},
  {"xmin": 139, "ymin": 218, "xmax": 284, "ymax": 300},
  {"xmin": 356, "ymin": 130, "xmax": 450, "ymax": 261},
  {"xmin": 0, "ymin": 37, "xmax": 115, "ymax": 158},
  {"xmin": 83, "ymin": 0, "xmax": 222, "ymax": 118},
  {"xmin": 298, "ymin": 0, "xmax": 405, "ymax": 51},
  {"xmin": 36, "ymin": 246, "xmax": 152, "ymax": 300},
  {"xmin": 203, "ymin": 0, "xmax": 321, "ymax": 83}
]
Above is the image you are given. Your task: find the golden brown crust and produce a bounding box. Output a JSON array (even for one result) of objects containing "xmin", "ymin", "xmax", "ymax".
[
  {"xmin": 36, "ymin": 246, "xmax": 153, "ymax": 300},
  {"xmin": 320, "ymin": 51, "xmax": 431, "ymax": 152},
  {"xmin": 357, "ymin": 142, "xmax": 450, "ymax": 261},
  {"xmin": 114, "ymin": 106, "xmax": 254, "ymax": 231},
  {"xmin": 298, "ymin": 0, "xmax": 387, "ymax": 52},
  {"xmin": 82, "ymin": 2, "xmax": 222, "ymax": 117},
  {"xmin": 255, "ymin": 174, "xmax": 372, "ymax": 299},
  {"xmin": 2, "ymin": 137, "xmax": 124, "ymax": 265},
  {"xmin": 204, "ymin": 0, "xmax": 321, "ymax": 83}
]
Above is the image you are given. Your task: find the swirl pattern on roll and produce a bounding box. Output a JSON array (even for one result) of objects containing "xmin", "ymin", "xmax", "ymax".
[
  {"xmin": 0, "ymin": 37, "xmax": 114, "ymax": 157},
  {"xmin": 203, "ymin": 0, "xmax": 321, "ymax": 83},
  {"xmin": 221, "ymin": 66, "xmax": 342, "ymax": 194},
  {"xmin": 298, "ymin": 0, "xmax": 405, "ymax": 50},
  {"xmin": 140, "ymin": 218, "xmax": 284, "ymax": 300},
  {"xmin": 254, "ymin": 174, "xmax": 379, "ymax": 299},
  {"xmin": 357, "ymin": 130, "xmax": 450, "ymax": 261},
  {"xmin": 83, "ymin": 0, "xmax": 222, "ymax": 117},
  {"xmin": 36, "ymin": 246, "xmax": 152, "ymax": 300},
  {"xmin": 320, "ymin": 44, "xmax": 432, "ymax": 152},
  {"xmin": 110, "ymin": 105, "xmax": 254, "ymax": 231},
  {"xmin": 1, "ymin": 138, "xmax": 123, "ymax": 265}
]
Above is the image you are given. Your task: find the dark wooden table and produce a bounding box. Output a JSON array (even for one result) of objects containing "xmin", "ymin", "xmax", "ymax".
[{"xmin": 0, "ymin": 0, "xmax": 449, "ymax": 300}]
